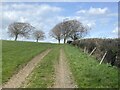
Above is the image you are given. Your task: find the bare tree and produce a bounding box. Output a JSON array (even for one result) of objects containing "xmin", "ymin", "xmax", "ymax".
[
  {"xmin": 50, "ymin": 23, "xmax": 63, "ymax": 44},
  {"xmin": 61, "ymin": 20, "xmax": 71, "ymax": 43},
  {"xmin": 50, "ymin": 19, "xmax": 89, "ymax": 44},
  {"xmin": 8, "ymin": 22, "xmax": 34, "ymax": 41},
  {"xmin": 60, "ymin": 19, "xmax": 89, "ymax": 43},
  {"xmin": 68, "ymin": 20, "xmax": 89, "ymax": 41},
  {"xmin": 33, "ymin": 30, "xmax": 45, "ymax": 42}
]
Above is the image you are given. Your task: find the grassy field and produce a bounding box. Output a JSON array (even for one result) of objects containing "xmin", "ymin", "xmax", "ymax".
[
  {"xmin": 2, "ymin": 40, "xmax": 55, "ymax": 83},
  {"xmin": 64, "ymin": 45, "xmax": 118, "ymax": 88},
  {"xmin": 23, "ymin": 47, "xmax": 60, "ymax": 88},
  {"xmin": 2, "ymin": 40, "xmax": 119, "ymax": 88}
]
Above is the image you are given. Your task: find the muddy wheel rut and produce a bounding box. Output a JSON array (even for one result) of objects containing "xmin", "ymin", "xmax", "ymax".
[
  {"xmin": 3, "ymin": 49, "xmax": 51, "ymax": 88},
  {"xmin": 53, "ymin": 48, "xmax": 77, "ymax": 88}
]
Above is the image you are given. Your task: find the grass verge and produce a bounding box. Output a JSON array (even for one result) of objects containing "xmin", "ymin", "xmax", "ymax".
[
  {"xmin": 64, "ymin": 45, "xmax": 118, "ymax": 88},
  {"xmin": 23, "ymin": 46, "xmax": 60, "ymax": 88}
]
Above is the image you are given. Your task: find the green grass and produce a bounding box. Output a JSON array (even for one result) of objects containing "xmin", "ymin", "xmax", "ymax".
[
  {"xmin": 24, "ymin": 46, "xmax": 60, "ymax": 88},
  {"xmin": 64, "ymin": 45, "xmax": 118, "ymax": 88},
  {"xmin": 2, "ymin": 40, "xmax": 119, "ymax": 88},
  {"xmin": 2, "ymin": 40, "xmax": 55, "ymax": 83}
]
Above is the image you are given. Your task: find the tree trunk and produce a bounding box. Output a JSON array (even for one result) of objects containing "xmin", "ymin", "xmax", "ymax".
[
  {"xmin": 58, "ymin": 39, "xmax": 60, "ymax": 44},
  {"xmin": 73, "ymin": 35, "xmax": 76, "ymax": 41},
  {"xmin": 15, "ymin": 34, "xmax": 18, "ymax": 41},
  {"xmin": 64, "ymin": 38, "xmax": 66, "ymax": 44},
  {"xmin": 36, "ymin": 39, "xmax": 38, "ymax": 42},
  {"xmin": 73, "ymin": 39, "xmax": 75, "ymax": 42}
]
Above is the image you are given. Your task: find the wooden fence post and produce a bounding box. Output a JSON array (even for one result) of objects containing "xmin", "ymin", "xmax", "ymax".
[
  {"xmin": 84, "ymin": 47, "xmax": 86, "ymax": 53},
  {"xmin": 99, "ymin": 51, "xmax": 107, "ymax": 65},
  {"xmin": 116, "ymin": 56, "xmax": 117, "ymax": 61},
  {"xmin": 89, "ymin": 47, "xmax": 97, "ymax": 56}
]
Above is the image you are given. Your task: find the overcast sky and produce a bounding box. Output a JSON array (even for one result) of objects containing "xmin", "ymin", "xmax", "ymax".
[{"xmin": 1, "ymin": 2, "xmax": 118, "ymax": 43}]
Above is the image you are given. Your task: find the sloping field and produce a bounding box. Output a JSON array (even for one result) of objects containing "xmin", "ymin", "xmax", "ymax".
[
  {"xmin": 2, "ymin": 40, "xmax": 55, "ymax": 83},
  {"xmin": 2, "ymin": 40, "xmax": 119, "ymax": 88}
]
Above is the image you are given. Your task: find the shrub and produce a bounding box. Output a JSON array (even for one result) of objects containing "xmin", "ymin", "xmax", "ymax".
[{"xmin": 70, "ymin": 38, "xmax": 119, "ymax": 67}]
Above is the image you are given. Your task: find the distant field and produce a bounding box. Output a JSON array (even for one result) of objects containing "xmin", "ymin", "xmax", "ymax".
[
  {"xmin": 2, "ymin": 40, "xmax": 56, "ymax": 83},
  {"xmin": 64, "ymin": 45, "xmax": 118, "ymax": 88}
]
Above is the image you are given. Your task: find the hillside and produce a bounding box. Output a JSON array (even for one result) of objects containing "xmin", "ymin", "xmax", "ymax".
[
  {"xmin": 2, "ymin": 40, "xmax": 119, "ymax": 88},
  {"xmin": 2, "ymin": 40, "xmax": 56, "ymax": 83}
]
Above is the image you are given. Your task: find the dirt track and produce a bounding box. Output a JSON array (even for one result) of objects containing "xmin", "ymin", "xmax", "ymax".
[
  {"xmin": 3, "ymin": 49, "xmax": 51, "ymax": 88},
  {"xmin": 53, "ymin": 49, "xmax": 77, "ymax": 88}
]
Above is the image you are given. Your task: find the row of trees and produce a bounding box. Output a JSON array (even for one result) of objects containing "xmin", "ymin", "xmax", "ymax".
[
  {"xmin": 8, "ymin": 19, "xmax": 89, "ymax": 43},
  {"xmin": 8, "ymin": 22, "xmax": 45, "ymax": 42},
  {"xmin": 50, "ymin": 19, "xmax": 89, "ymax": 44}
]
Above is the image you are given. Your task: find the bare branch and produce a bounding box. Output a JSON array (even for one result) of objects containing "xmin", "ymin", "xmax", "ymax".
[
  {"xmin": 8, "ymin": 22, "xmax": 34, "ymax": 41},
  {"xmin": 50, "ymin": 23, "xmax": 63, "ymax": 44},
  {"xmin": 33, "ymin": 30, "xmax": 45, "ymax": 42}
]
